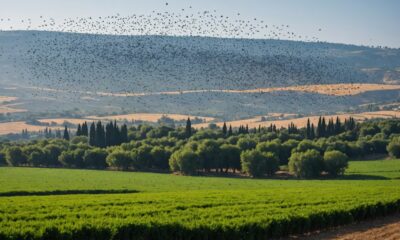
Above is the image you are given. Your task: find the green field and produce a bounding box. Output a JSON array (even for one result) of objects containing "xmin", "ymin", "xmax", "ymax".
[{"xmin": 0, "ymin": 159, "xmax": 399, "ymax": 239}]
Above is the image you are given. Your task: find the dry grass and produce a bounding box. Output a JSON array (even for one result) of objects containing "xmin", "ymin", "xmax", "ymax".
[
  {"xmin": 87, "ymin": 113, "xmax": 214, "ymax": 123},
  {"xmin": 194, "ymin": 111, "xmax": 400, "ymax": 129},
  {"xmin": 38, "ymin": 118, "xmax": 94, "ymax": 125},
  {"xmin": 0, "ymin": 96, "xmax": 26, "ymax": 114},
  {"xmin": 0, "ymin": 122, "xmax": 61, "ymax": 135}
]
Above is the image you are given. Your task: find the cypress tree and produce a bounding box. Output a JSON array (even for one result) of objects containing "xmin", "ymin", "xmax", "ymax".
[
  {"xmin": 185, "ymin": 118, "xmax": 192, "ymax": 138},
  {"xmin": 63, "ymin": 126, "xmax": 70, "ymax": 141},
  {"xmin": 228, "ymin": 125, "xmax": 233, "ymax": 136},
  {"xmin": 335, "ymin": 117, "xmax": 341, "ymax": 134},
  {"xmin": 105, "ymin": 122, "xmax": 113, "ymax": 147},
  {"xmin": 310, "ymin": 123, "xmax": 315, "ymax": 139},
  {"xmin": 76, "ymin": 124, "xmax": 82, "ymax": 136},
  {"xmin": 120, "ymin": 124, "xmax": 128, "ymax": 143},
  {"xmin": 321, "ymin": 117, "xmax": 327, "ymax": 137},
  {"xmin": 89, "ymin": 122, "xmax": 96, "ymax": 146},
  {"xmin": 306, "ymin": 118, "xmax": 311, "ymax": 139},
  {"xmin": 96, "ymin": 121, "xmax": 106, "ymax": 148},
  {"xmin": 81, "ymin": 122, "xmax": 88, "ymax": 136},
  {"xmin": 222, "ymin": 122, "xmax": 227, "ymax": 136}
]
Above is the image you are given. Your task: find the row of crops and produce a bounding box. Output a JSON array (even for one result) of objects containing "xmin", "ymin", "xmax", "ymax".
[{"xmin": 1, "ymin": 184, "xmax": 400, "ymax": 240}]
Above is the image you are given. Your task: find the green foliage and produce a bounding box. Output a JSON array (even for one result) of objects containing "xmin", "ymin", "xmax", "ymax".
[
  {"xmin": 237, "ymin": 138, "xmax": 257, "ymax": 151},
  {"xmin": 0, "ymin": 151, "xmax": 6, "ymax": 166},
  {"xmin": 169, "ymin": 149, "xmax": 199, "ymax": 175},
  {"xmin": 241, "ymin": 149, "xmax": 266, "ymax": 177},
  {"xmin": 0, "ymin": 166, "xmax": 400, "ymax": 239},
  {"xmin": 263, "ymin": 152, "xmax": 280, "ymax": 176},
  {"xmin": 387, "ymin": 137, "xmax": 400, "ymax": 159},
  {"xmin": 5, "ymin": 146, "xmax": 27, "ymax": 166},
  {"xmin": 289, "ymin": 150, "xmax": 323, "ymax": 178},
  {"xmin": 83, "ymin": 148, "xmax": 108, "ymax": 169},
  {"xmin": 219, "ymin": 144, "xmax": 241, "ymax": 172},
  {"xmin": 323, "ymin": 150, "xmax": 349, "ymax": 176},
  {"xmin": 106, "ymin": 150, "xmax": 132, "ymax": 170}
]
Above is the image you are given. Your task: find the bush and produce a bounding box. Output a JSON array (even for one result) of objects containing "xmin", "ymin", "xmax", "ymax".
[
  {"xmin": 387, "ymin": 138, "xmax": 400, "ymax": 159},
  {"xmin": 106, "ymin": 150, "xmax": 132, "ymax": 170},
  {"xmin": 0, "ymin": 151, "xmax": 6, "ymax": 166},
  {"xmin": 169, "ymin": 149, "xmax": 199, "ymax": 175},
  {"xmin": 289, "ymin": 149, "xmax": 323, "ymax": 178},
  {"xmin": 83, "ymin": 148, "xmax": 108, "ymax": 169},
  {"xmin": 28, "ymin": 150, "xmax": 45, "ymax": 167},
  {"xmin": 323, "ymin": 150, "xmax": 349, "ymax": 176},
  {"xmin": 219, "ymin": 144, "xmax": 241, "ymax": 172},
  {"xmin": 241, "ymin": 149, "xmax": 266, "ymax": 178},
  {"xmin": 5, "ymin": 146, "xmax": 27, "ymax": 166},
  {"xmin": 237, "ymin": 138, "xmax": 257, "ymax": 151},
  {"xmin": 58, "ymin": 149, "xmax": 84, "ymax": 168},
  {"xmin": 263, "ymin": 152, "xmax": 280, "ymax": 176}
]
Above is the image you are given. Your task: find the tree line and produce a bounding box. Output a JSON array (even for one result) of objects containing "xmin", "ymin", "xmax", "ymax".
[{"xmin": 1, "ymin": 117, "xmax": 399, "ymax": 178}]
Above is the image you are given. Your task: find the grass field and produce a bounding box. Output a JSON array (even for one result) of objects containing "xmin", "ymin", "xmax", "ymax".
[{"xmin": 0, "ymin": 159, "xmax": 399, "ymax": 239}]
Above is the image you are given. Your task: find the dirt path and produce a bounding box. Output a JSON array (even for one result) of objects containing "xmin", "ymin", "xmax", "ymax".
[{"xmin": 289, "ymin": 214, "xmax": 400, "ymax": 240}]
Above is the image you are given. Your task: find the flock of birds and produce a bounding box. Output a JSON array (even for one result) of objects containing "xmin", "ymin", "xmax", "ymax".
[{"xmin": 0, "ymin": 3, "xmax": 380, "ymax": 117}]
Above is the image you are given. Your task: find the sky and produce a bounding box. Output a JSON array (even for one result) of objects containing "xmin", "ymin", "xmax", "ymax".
[{"xmin": 0, "ymin": 0, "xmax": 399, "ymax": 48}]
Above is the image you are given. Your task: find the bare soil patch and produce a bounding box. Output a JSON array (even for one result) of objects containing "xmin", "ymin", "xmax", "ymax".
[{"xmin": 289, "ymin": 214, "xmax": 400, "ymax": 240}]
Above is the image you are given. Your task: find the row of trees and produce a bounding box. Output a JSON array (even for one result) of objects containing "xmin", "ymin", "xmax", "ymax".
[{"xmin": 1, "ymin": 118, "xmax": 400, "ymax": 178}]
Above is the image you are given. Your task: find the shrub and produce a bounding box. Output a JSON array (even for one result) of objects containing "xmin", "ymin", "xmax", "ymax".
[
  {"xmin": 150, "ymin": 146, "xmax": 170, "ymax": 170},
  {"xmin": 58, "ymin": 151, "xmax": 74, "ymax": 167},
  {"xmin": 83, "ymin": 148, "xmax": 108, "ymax": 169},
  {"xmin": 241, "ymin": 149, "xmax": 266, "ymax": 178},
  {"xmin": 387, "ymin": 138, "xmax": 400, "ymax": 159},
  {"xmin": 5, "ymin": 146, "xmax": 27, "ymax": 166},
  {"xmin": 106, "ymin": 150, "xmax": 132, "ymax": 170},
  {"xmin": 237, "ymin": 138, "xmax": 257, "ymax": 151},
  {"xmin": 28, "ymin": 150, "xmax": 45, "ymax": 167},
  {"xmin": 0, "ymin": 151, "xmax": 6, "ymax": 166},
  {"xmin": 295, "ymin": 140, "xmax": 320, "ymax": 153},
  {"xmin": 219, "ymin": 144, "xmax": 241, "ymax": 172},
  {"xmin": 289, "ymin": 149, "xmax": 323, "ymax": 178},
  {"xmin": 263, "ymin": 152, "xmax": 280, "ymax": 176},
  {"xmin": 197, "ymin": 140, "xmax": 220, "ymax": 171},
  {"xmin": 169, "ymin": 149, "xmax": 199, "ymax": 175},
  {"xmin": 323, "ymin": 150, "xmax": 349, "ymax": 176}
]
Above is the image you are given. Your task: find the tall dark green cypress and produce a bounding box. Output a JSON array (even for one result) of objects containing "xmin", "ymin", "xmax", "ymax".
[
  {"xmin": 222, "ymin": 122, "xmax": 227, "ymax": 136},
  {"xmin": 335, "ymin": 117, "xmax": 341, "ymax": 134},
  {"xmin": 185, "ymin": 118, "xmax": 192, "ymax": 138},
  {"xmin": 120, "ymin": 124, "xmax": 128, "ymax": 143},
  {"xmin": 96, "ymin": 121, "xmax": 106, "ymax": 148},
  {"xmin": 76, "ymin": 124, "xmax": 82, "ymax": 136},
  {"xmin": 310, "ymin": 123, "xmax": 315, "ymax": 139},
  {"xmin": 228, "ymin": 125, "xmax": 233, "ymax": 136},
  {"xmin": 81, "ymin": 122, "xmax": 88, "ymax": 136},
  {"xmin": 89, "ymin": 122, "xmax": 96, "ymax": 146},
  {"xmin": 105, "ymin": 122, "xmax": 113, "ymax": 147},
  {"xmin": 321, "ymin": 117, "xmax": 327, "ymax": 137},
  {"xmin": 306, "ymin": 118, "xmax": 311, "ymax": 139},
  {"xmin": 63, "ymin": 126, "xmax": 70, "ymax": 141}
]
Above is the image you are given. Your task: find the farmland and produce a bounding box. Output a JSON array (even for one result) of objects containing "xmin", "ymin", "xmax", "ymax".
[{"xmin": 0, "ymin": 159, "xmax": 399, "ymax": 239}]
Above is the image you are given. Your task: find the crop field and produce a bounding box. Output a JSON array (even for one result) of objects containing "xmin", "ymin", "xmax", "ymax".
[{"xmin": 0, "ymin": 159, "xmax": 399, "ymax": 239}]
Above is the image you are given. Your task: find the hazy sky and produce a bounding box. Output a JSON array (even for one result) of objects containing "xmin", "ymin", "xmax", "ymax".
[{"xmin": 0, "ymin": 0, "xmax": 399, "ymax": 48}]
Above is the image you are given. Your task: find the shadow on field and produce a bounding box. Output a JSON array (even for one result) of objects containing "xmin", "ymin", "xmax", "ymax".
[
  {"xmin": 0, "ymin": 189, "xmax": 139, "ymax": 197},
  {"xmin": 338, "ymin": 174, "xmax": 389, "ymax": 180}
]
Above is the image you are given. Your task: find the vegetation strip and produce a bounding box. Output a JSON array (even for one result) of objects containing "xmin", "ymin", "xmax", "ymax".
[
  {"xmin": 0, "ymin": 188, "xmax": 399, "ymax": 239},
  {"xmin": 0, "ymin": 189, "xmax": 138, "ymax": 197}
]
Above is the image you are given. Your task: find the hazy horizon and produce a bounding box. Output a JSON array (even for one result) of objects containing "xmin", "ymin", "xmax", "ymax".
[{"xmin": 0, "ymin": 0, "xmax": 399, "ymax": 48}]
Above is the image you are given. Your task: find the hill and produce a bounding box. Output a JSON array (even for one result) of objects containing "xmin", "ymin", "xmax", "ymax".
[{"xmin": 1, "ymin": 31, "xmax": 400, "ymax": 119}]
